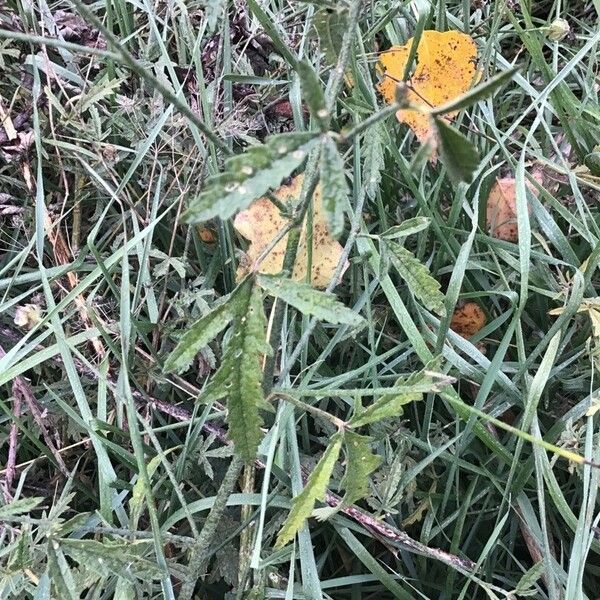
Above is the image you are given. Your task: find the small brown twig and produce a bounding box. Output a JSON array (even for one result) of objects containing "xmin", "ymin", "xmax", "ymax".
[{"xmin": 3, "ymin": 383, "xmax": 20, "ymax": 502}]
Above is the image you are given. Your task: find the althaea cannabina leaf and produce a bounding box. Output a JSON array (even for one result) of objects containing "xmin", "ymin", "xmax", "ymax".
[
  {"xmin": 164, "ymin": 295, "xmax": 238, "ymax": 373},
  {"xmin": 349, "ymin": 366, "xmax": 451, "ymax": 428},
  {"xmin": 339, "ymin": 431, "xmax": 382, "ymax": 507},
  {"xmin": 385, "ymin": 240, "xmax": 446, "ymax": 316},
  {"xmin": 183, "ymin": 132, "xmax": 318, "ymax": 223},
  {"xmin": 257, "ymin": 274, "xmax": 364, "ymax": 328},
  {"xmin": 202, "ymin": 279, "xmax": 272, "ymax": 462},
  {"xmin": 275, "ymin": 432, "xmax": 343, "ymax": 548}
]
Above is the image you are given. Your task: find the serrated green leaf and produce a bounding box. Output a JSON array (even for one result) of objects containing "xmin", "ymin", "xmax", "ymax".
[
  {"xmin": 312, "ymin": 5, "xmax": 348, "ymax": 68},
  {"xmin": 183, "ymin": 132, "xmax": 319, "ymax": 223},
  {"xmin": 339, "ymin": 431, "xmax": 382, "ymax": 506},
  {"xmin": 257, "ymin": 274, "xmax": 363, "ymax": 326},
  {"xmin": 433, "ymin": 118, "xmax": 479, "ymax": 184},
  {"xmin": 363, "ymin": 121, "xmax": 386, "ymax": 200},
  {"xmin": 48, "ymin": 544, "xmax": 79, "ymax": 600},
  {"xmin": 202, "ymin": 279, "xmax": 272, "ymax": 462},
  {"xmin": 130, "ymin": 447, "xmax": 178, "ymax": 527},
  {"xmin": 0, "ymin": 497, "xmax": 43, "ymax": 518},
  {"xmin": 296, "ymin": 60, "xmax": 327, "ymax": 129},
  {"xmin": 349, "ymin": 390, "xmax": 421, "ymax": 428},
  {"xmin": 381, "ymin": 217, "xmax": 431, "ymax": 240},
  {"xmin": 164, "ymin": 294, "xmax": 237, "ymax": 373},
  {"xmin": 349, "ymin": 367, "xmax": 449, "ymax": 428},
  {"xmin": 275, "ymin": 432, "xmax": 343, "ymax": 548},
  {"xmin": 385, "ymin": 241, "xmax": 446, "ymax": 316},
  {"xmin": 320, "ymin": 136, "xmax": 347, "ymax": 237},
  {"xmin": 59, "ymin": 539, "xmax": 164, "ymax": 581},
  {"xmin": 514, "ymin": 561, "xmax": 544, "ymax": 594},
  {"xmin": 54, "ymin": 513, "xmax": 92, "ymax": 537}
]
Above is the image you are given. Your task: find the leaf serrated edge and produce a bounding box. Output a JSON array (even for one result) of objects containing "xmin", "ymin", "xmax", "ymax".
[{"xmin": 275, "ymin": 432, "xmax": 343, "ymax": 547}]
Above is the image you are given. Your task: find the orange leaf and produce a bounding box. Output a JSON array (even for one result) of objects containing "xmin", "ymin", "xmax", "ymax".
[
  {"xmin": 233, "ymin": 175, "xmax": 348, "ymax": 288},
  {"xmin": 377, "ymin": 30, "xmax": 478, "ymax": 144},
  {"xmin": 450, "ymin": 302, "xmax": 486, "ymax": 339},
  {"xmin": 486, "ymin": 176, "xmax": 540, "ymax": 242}
]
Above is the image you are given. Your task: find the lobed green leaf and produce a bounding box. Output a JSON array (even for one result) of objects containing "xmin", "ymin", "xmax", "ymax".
[
  {"xmin": 385, "ymin": 240, "xmax": 446, "ymax": 316},
  {"xmin": 312, "ymin": 5, "xmax": 348, "ymax": 68},
  {"xmin": 257, "ymin": 274, "xmax": 364, "ymax": 326},
  {"xmin": 202, "ymin": 279, "xmax": 272, "ymax": 462},
  {"xmin": 59, "ymin": 539, "xmax": 164, "ymax": 581},
  {"xmin": 349, "ymin": 366, "xmax": 449, "ymax": 428},
  {"xmin": 164, "ymin": 295, "xmax": 238, "ymax": 373},
  {"xmin": 275, "ymin": 432, "xmax": 343, "ymax": 548},
  {"xmin": 339, "ymin": 431, "xmax": 382, "ymax": 506},
  {"xmin": 182, "ymin": 132, "xmax": 319, "ymax": 223},
  {"xmin": 319, "ymin": 136, "xmax": 348, "ymax": 237},
  {"xmin": 363, "ymin": 122, "xmax": 386, "ymax": 200},
  {"xmin": 296, "ymin": 60, "xmax": 327, "ymax": 130},
  {"xmin": 380, "ymin": 217, "xmax": 431, "ymax": 240},
  {"xmin": 0, "ymin": 497, "xmax": 43, "ymax": 518}
]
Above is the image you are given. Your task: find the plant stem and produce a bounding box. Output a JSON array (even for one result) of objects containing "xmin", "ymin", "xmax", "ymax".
[
  {"xmin": 262, "ymin": 0, "xmax": 364, "ymax": 391},
  {"xmin": 237, "ymin": 463, "xmax": 256, "ymax": 596},
  {"xmin": 271, "ymin": 392, "xmax": 346, "ymax": 429},
  {"xmin": 324, "ymin": 0, "xmax": 364, "ymax": 114},
  {"xmin": 179, "ymin": 453, "xmax": 245, "ymax": 600},
  {"xmin": 261, "ymin": 165, "xmax": 321, "ymax": 390},
  {"xmin": 339, "ymin": 104, "xmax": 399, "ymax": 143}
]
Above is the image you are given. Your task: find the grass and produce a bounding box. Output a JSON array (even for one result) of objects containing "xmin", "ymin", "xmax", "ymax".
[{"xmin": 1, "ymin": 0, "xmax": 600, "ymax": 598}]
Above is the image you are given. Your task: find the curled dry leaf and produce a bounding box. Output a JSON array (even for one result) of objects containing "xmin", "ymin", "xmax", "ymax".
[
  {"xmin": 450, "ymin": 302, "xmax": 486, "ymax": 339},
  {"xmin": 486, "ymin": 176, "xmax": 541, "ymax": 242},
  {"xmin": 233, "ymin": 175, "xmax": 348, "ymax": 288},
  {"xmin": 377, "ymin": 30, "xmax": 478, "ymax": 145},
  {"xmin": 14, "ymin": 304, "xmax": 43, "ymax": 329}
]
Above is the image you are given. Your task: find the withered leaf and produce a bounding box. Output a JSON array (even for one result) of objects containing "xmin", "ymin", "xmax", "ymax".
[
  {"xmin": 450, "ymin": 302, "xmax": 486, "ymax": 339},
  {"xmin": 486, "ymin": 176, "xmax": 540, "ymax": 242},
  {"xmin": 233, "ymin": 175, "xmax": 348, "ymax": 289},
  {"xmin": 378, "ymin": 30, "xmax": 478, "ymax": 144}
]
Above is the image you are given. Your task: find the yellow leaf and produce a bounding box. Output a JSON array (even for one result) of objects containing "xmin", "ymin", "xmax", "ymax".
[
  {"xmin": 377, "ymin": 30, "xmax": 478, "ymax": 144},
  {"xmin": 233, "ymin": 175, "xmax": 348, "ymax": 288}
]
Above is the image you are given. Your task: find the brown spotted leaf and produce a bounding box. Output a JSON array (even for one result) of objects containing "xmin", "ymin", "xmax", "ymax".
[
  {"xmin": 486, "ymin": 177, "xmax": 540, "ymax": 242},
  {"xmin": 233, "ymin": 175, "xmax": 348, "ymax": 288},
  {"xmin": 377, "ymin": 30, "xmax": 478, "ymax": 144}
]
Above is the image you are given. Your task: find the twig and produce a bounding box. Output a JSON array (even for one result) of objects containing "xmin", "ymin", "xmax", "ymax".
[{"xmin": 3, "ymin": 384, "xmax": 20, "ymax": 502}]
